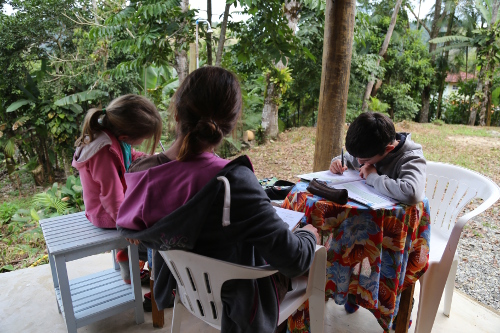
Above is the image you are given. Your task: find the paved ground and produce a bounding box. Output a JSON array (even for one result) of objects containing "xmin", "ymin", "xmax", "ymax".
[{"xmin": 1, "ymin": 253, "xmax": 500, "ymax": 333}]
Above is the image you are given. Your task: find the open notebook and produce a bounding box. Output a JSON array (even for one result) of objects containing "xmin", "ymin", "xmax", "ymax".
[
  {"xmin": 274, "ymin": 206, "xmax": 305, "ymax": 230},
  {"xmin": 297, "ymin": 170, "xmax": 399, "ymax": 210}
]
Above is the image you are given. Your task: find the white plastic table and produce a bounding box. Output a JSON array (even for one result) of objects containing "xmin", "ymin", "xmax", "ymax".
[{"xmin": 40, "ymin": 212, "xmax": 144, "ymax": 333}]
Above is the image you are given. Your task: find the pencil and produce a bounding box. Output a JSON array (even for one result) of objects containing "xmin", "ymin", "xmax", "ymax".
[{"xmin": 159, "ymin": 141, "xmax": 165, "ymax": 152}]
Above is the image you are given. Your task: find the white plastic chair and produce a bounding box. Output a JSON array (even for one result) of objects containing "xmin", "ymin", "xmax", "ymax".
[
  {"xmin": 160, "ymin": 244, "xmax": 326, "ymax": 333},
  {"xmin": 414, "ymin": 161, "xmax": 500, "ymax": 333}
]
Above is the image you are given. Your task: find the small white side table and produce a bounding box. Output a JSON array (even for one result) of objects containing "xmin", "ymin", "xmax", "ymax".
[{"xmin": 40, "ymin": 212, "xmax": 144, "ymax": 333}]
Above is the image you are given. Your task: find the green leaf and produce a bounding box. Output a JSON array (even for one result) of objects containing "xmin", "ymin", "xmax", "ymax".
[
  {"xmin": 54, "ymin": 90, "xmax": 109, "ymax": 106},
  {"xmin": 7, "ymin": 100, "xmax": 33, "ymax": 113},
  {"xmin": 30, "ymin": 209, "xmax": 40, "ymax": 222},
  {"xmin": 1, "ymin": 265, "xmax": 14, "ymax": 271},
  {"xmin": 429, "ymin": 36, "xmax": 471, "ymax": 44}
]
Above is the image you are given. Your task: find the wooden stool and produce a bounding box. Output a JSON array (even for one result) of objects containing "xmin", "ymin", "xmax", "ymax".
[{"xmin": 40, "ymin": 212, "xmax": 144, "ymax": 333}]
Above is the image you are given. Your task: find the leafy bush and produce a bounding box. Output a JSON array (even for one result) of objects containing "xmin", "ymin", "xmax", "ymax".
[
  {"xmin": 0, "ymin": 202, "xmax": 19, "ymax": 225},
  {"xmin": 32, "ymin": 175, "xmax": 84, "ymax": 216},
  {"xmin": 442, "ymin": 80, "xmax": 477, "ymax": 124},
  {"xmin": 254, "ymin": 125, "xmax": 266, "ymax": 145},
  {"xmin": 432, "ymin": 119, "xmax": 445, "ymax": 126}
]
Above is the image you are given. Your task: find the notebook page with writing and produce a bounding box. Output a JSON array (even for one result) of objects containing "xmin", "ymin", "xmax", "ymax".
[
  {"xmin": 296, "ymin": 169, "xmax": 362, "ymax": 185},
  {"xmin": 332, "ymin": 180, "xmax": 398, "ymax": 210},
  {"xmin": 274, "ymin": 207, "xmax": 305, "ymax": 230}
]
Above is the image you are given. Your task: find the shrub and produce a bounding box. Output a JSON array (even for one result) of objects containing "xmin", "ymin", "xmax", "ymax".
[{"xmin": 0, "ymin": 202, "xmax": 19, "ymax": 226}]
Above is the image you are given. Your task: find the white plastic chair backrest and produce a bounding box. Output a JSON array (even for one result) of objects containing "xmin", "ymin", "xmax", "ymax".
[
  {"xmin": 160, "ymin": 245, "xmax": 326, "ymax": 331},
  {"xmin": 160, "ymin": 250, "xmax": 278, "ymax": 330},
  {"xmin": 426, "ymin": 161, "xmax": 499, "ymax": 232}
]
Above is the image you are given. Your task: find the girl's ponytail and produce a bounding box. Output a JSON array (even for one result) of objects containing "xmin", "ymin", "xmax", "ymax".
[
  {"xmin": 75, "ymin": 107, "xmax": 105, "ymax": 147},
  {"xmin": 74, "ymin": 95, "xmax": 162, "ymax": 153}
]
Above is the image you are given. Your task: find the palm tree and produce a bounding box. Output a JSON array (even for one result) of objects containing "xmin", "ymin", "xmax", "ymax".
[{"xmin": 430, "ymin": 0, "xmax": 500, "ymax": 126}]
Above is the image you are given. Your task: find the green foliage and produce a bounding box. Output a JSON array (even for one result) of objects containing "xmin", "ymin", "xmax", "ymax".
[
  {"xmin": 93, "ymin": 0, "xmax": 196, "ymax": 77},
  {"xmin": 264, "ymin": 67, "xmax": 293, "ymax": 104},
  {"xmin": 378, "ymin": 83, "xmax": 421, "ymax": 121},
  {"xmin": 368, "ymin": 97, "xmax": 390, "ymax": 113},
  {"xmin": 53, "ymin": 90, "xmax": 109, "ymax": 106},
  {"xmin": 0, "ymin": 202, "xmax": 19, "ymax": 226},
  {"xmin": 432, "ymin": 119, "xmax": 445, "ymax": 126},
  {"xmin": 32, "ymin": 176, "xmax": 84, "ymax": 216},
  {"xmin": 230, "ymin": 0, "xmax": 310, "ymax": 68},
  {"xmin": 442, "ymin": 79, "xmax": 478, "ymax": 124},
  {"xmin": 254, "ymin": 125, "xmax": 266, "ymax": 145}
]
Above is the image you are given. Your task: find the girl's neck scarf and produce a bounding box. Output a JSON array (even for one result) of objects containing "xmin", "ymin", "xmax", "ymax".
[{"xmin": 120, "ymin": 141, "xmax": 132, "ymax": 171}]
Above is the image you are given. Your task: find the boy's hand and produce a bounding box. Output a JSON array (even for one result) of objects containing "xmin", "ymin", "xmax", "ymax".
[
  {"xmin": 329, "ymin": 159, "xmax": 348, "ymax": 174},
  {"xmin": 359, "ymin": 164, "xmax": 377, "ymax": 179}
]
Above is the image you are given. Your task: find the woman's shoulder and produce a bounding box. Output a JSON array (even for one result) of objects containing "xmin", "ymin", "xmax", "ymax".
[{"xmin": 129, "ymin": 153, "xmax": 172, "ymax": 173}]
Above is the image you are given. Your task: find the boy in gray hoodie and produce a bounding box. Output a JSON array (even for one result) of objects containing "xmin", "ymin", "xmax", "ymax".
[{"xmin": 330, "ymin": 112, "xmax": 426, "ymax": 205}]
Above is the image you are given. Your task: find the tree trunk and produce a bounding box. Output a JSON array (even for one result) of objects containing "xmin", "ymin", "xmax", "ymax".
[
  {"xmin": 416, "ymin": 0, "xmax": 422, "ymax": 30},
  {"xmin": 206, "ymin": 0, "xmax": 212, "ymax": 66},
  {"xmin": 372, "ymin": 79, "xmax": 383, "ymax": 96},
  {"xmin": 313, "ymin": 0, "xmax": 356, "ymax": 171},
  {"xmin": 486, "ymin": 87, "xmax": 492, "ymax": 126},
  {"xmin": 261, "ymin": 79, "xmax": 280, "ymax": 138},
  {"xmin": 476, "ymin": 1, "xmax": 499, "ymax": 126},
  {"xmin": 261, "ymin": 0, "xmax": 300, "ymax": 138},
  {"xmin": 361, "ymin": 0, "xmax": 403, "ymax": 112},
  {"xmin": 215, "ymin": 3, "xmax": 231, "ymax": 67},
  {"xmin": 419, "ymin": 0, "xmax": 444, "ymax": 123},
  {"xmin": 92, "ymin": 0, "xmax": 98, "ymax": 24},
  {"xmin": 469, "ymin": 65, "xmax": 485, "ymax": 125},
  {"xmin": 174, "ymin": 0, "xmax": 189, "ymax": 84},
  {"xmin": 436, "ymin": 3, "xmax": 456, "ymax": 120},
  {"xmin": 436, "ymin": 79, "xmax": 445, "ymax": 120}
]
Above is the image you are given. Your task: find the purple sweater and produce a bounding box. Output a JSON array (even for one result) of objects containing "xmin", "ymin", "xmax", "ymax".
[{"xmin": 116, "ymin": 152, "xmax": 230, "ymax": 230}]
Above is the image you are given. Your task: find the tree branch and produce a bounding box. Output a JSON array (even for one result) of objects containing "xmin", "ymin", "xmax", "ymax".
[{"xmin": 406, "ymin": 4, "xmax": 431, "ymax": 35}]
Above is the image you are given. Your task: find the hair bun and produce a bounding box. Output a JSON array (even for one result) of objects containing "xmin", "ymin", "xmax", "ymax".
[{"xmin": 192, "ymin": 118, "xmax": 223, "ymax": 145}]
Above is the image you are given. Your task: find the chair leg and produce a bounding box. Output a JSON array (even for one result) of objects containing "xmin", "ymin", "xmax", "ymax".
[
  {"xmin": 308, "ymin": 291, "xmax": 325, "ymax": 333},
  {"xmin": 414, "ymin": 267, "xmax": 447, "ymax": 333},
  {"xmin": 443, "ymin": 255, "xmax": 459, "ymax": 317},
  {"xmin": 171, "ymin": 292, "xmax": 184, "ymax": 333}
]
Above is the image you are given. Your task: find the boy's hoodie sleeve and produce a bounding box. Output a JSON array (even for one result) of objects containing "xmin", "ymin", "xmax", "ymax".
[
  {"xmin": 224, "ymin": 167, "xmax": 316, "ymax": 278},
  {"xmin": 87, "ymin": 148, "xmax": 125, "ymax": 221},
  {"xmin": 365, "ymin": 153, "xmax": 426, "ymax": 205}
]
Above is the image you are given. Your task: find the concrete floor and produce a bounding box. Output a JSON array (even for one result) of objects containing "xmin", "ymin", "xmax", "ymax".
[{"xmin": 1, "ymin": 253, "xmax": 499, "ymax": 333}]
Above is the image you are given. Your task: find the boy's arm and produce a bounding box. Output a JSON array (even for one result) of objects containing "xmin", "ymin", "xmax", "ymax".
[
  {"xmin": 365, "ymin": 153, "xmax": 426, "ymax": 205},
  {"xmin": 331, "ymin": 151, "xmax": 361, "ymax": 170}
]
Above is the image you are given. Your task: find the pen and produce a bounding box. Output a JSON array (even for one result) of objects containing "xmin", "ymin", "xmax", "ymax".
[
  {"xmin": 341, "ymin": 148, "xmax": 344, "ymax": 168},
  {"xmin": 159, "ymin": 141, "xmax": 165, "ymax": 152}
]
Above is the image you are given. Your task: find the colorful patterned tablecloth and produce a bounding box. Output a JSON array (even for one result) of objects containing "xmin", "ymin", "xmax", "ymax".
[{"xmin": 284, "ymin": 182, "xmax": 431, "ymax": 332}]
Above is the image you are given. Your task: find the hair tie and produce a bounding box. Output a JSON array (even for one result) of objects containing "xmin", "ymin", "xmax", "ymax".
[
  {"xmin": 209, "ymin": 119, "xmax": 219, "ymax": 132},
  {"xmin": 102, "ymin": 107, "xmax": 106, "ymax": 115}
]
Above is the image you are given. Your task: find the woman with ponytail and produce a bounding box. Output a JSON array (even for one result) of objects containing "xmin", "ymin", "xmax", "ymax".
[
  {"xmin": 72, "ymin": 94, "xmax": 162, "ymax": 283},
  {"xmin": 116, "ymin": 67, "xmax": 319, "ymax": 333}
]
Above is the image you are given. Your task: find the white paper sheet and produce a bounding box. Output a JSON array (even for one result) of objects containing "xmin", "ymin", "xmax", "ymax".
[
  {"xmin": 332, "ymin": 180, "xmax": 398, "ymax": 210},
  {"xmin": 274, "ymin": 207, "xmax": 305, "ymax": 230},
  {"xmin": 296, "ymin": 169, "xmax": 362, "ymax": 185}
]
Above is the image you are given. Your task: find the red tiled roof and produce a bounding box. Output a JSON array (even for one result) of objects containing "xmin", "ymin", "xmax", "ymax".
[{"xmin": 445, "ymin": 72, "xmax": 476, "ymax": 82}]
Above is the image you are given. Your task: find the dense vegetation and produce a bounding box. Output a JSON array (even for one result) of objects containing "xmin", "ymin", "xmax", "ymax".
[{"xmin": 0, "ymin": 0, "xmax": 499, "ymax": 272}]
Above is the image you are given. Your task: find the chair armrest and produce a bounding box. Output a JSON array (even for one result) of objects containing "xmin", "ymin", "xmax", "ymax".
[{"xmin": 447, "ymin": 188, "xmax": 500, "ymax": 260}]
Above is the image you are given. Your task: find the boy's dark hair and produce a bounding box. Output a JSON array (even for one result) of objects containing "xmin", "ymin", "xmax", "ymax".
[
  {"xmin": 173, "ymin": 66, "xmax": 242, "ymax": 161},
  {"xmin": 345, "ymin": 112, "xmax": 396, "ymax": 158}
]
